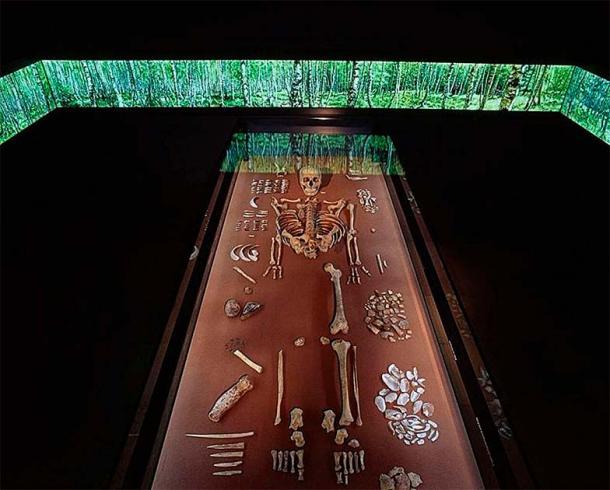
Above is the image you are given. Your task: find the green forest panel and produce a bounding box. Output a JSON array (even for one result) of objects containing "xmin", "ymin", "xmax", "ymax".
[
  {"xmin": 41, "ymin": 60, "xmax": 573, "ymax": 112},
  {"xmin": 221, "ymin": 132, "xmax": 404, "ymax": 175},
  {"xmin": 561, "ymin": 68, "xmax": 610, "ymax": 143},
  {"xmin": 0, "ymin": 62, "xmax": 56, "ymax": 143},
  {"xmin": 1, "ymin": 60, "xmax": 609, "ymax": 145}
]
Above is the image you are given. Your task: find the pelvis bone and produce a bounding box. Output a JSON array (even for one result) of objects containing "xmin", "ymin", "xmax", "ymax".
[{"xmin": 271, "ymin": 197, "xmax": 346, "ymax": 260}]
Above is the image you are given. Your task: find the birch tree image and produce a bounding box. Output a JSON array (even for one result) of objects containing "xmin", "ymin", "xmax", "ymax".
[
  {"xmin": 499, "ymin": 64, "xmax": 523, "ymax": 110},
  {"xmin": 240, "ymin": 61, "xmax": 251, "ymax": 106},
  {"xmin": 290, "ymin": 60, "xmax": 303, "ymax": 107},
  {"xmin": 347, "ymin": 61, "xmax": 362, "ymax": 107}
]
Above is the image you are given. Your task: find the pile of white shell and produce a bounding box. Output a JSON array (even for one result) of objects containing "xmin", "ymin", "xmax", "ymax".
[{"xmin": 375, "ymin": 364, "xmax": 440, "ymax": 446}]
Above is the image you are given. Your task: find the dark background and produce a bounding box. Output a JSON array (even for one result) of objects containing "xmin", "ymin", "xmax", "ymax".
[{"xmin": 1, "ymin": 1, "xmax": 608, "ymax": 489}]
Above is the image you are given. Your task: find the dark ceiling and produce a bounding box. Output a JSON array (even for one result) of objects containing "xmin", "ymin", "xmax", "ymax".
[{"xmin": 1, "ymin": 1, "xmax": 609, "ymax": 77}]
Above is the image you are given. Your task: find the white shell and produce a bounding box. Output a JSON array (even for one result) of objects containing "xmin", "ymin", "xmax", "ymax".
[
  {"xmin": 397, "ymin": 393, "xmax": 410, "ymax": 406},
  {"xmin": 406, "ymin": 370, "xmax": 414, "ymax": 380},
  {"xmin": 388, "ymin": 364, "xmax": 401, "ymax": 379},
  {"xmin": 410, "ymin": 391, "xmax": 420, "ymax": 403},
  {"xmin": 384, "ymin": 409, "xmax": 405, "ymax": 421},
  {"xmin": 413, "ymin": 400, "xmax": 423, "ymax": 414},
  {"xmin": 375, "ymin": 396, "xmax": 386, "ymax": 413},
  {"xmin": 382, "ymin": 373, "xmax": 400, "ymax": 391},
  {"xmin": 422, "ymin": 402, "xmax": 434, "ymax": 417},
  {"xmin": 399, "ymin": 378, "xmax": 410, "ymax": 392},
  {"xmin": 379, "ymin": 388, "xmax": 390, "ymax": 396},
  {"xmin": 384, "ymin": 392, "xmax": 398, "ymax": 403}
]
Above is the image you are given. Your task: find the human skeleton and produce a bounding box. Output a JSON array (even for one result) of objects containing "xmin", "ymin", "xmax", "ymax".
[{"xmin": 263, "ymin": 163, "xmax": 366, "ymax": 284}]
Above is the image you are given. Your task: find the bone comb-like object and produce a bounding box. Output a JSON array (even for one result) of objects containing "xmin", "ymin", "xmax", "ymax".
[{"xmin": 324, "ymin": 263, "xmax": 349, "ymax": 334}]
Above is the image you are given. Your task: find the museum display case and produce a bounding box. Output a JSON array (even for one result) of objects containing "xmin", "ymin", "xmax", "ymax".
[{"xmin": 125, "ymin": 127, "xmax": 527, "ymax": 489}]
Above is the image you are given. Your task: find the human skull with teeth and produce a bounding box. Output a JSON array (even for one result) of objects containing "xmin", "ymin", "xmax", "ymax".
[{"xmin": 299, "ymin": 164, "xmax": 321, "ymax": 196}]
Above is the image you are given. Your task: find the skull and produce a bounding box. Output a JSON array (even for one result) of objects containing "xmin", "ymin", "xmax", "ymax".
[{"xmin": 299, "ymin": 165, "xmax": 321, "ymax": 196}]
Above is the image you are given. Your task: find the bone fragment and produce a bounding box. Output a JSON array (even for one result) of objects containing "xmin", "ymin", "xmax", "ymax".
[
  {"xmin": 298, "ymin": 469, "xmax": 304, "ymax": 481},
  {"xmin": 282, "ymin": 450, "xmax": 289, "ymax": 472},
  {"xmin": 320, "ymin": 336, "xmax": 330, "ymax": 345},
  {"xmin": 185, "ymin": 431, "xmax": 254, "ymax": 439},
  {"xmin": 212, "ymin": 470, "xmax": 242, "ymax": 476},
  {"xmin": 377, "ymin": 254, "xmax": 384, "ymax": 274},
  {"xmin": 348, "ymin": 451, "xmax": 354, "ymax": 474},
  {"xmin": 290, "ymin": 430, "xmax": 305, "ymax": 448},
  {"xmin": 278, "ymin": 449, "xmax": 283, "ymax": 470},
  {"xmin": 293, "ymin": 336, "xmax": 305, "ymax": 347},
  {"xmin": 274, "ymin": 350, "xmax": 284, "ymax": 426},
  {"xmin": 359, "ymin": 449, "xmax": 365, "ymax": 471},
  {"xmin": 210, "ymin": 451, "xmax": 244, "ymax": 458},
  {"xmin": 321, "ymin": 409, "xmax": 336, "ymax": 432},
  {"xmin": 344, "ymin": 473, "xmax": 349, "ymax": 485},
  {"xmin": 208, "ymin": 375, "xmax": 254, "ymax": 422},
  {"xmin": 213, "ymin": 461, "xmax": 243, "ymax": 468},
  {"xmin": 289, "ymin": 407, "xmax": 304, "ymax": 430},
  {"xmin": 332, "ymin": 339, "xmax": 355, "ymax": 426},
  {"xmin": 352, "ymin": 345, "xmax": 363, "ymax": 426},
  {"xmin": 271, "ymin": 450, "xmax": 278, "ymax": 470},
  {"xmin": 207, "ymin": 442, "xmax": 245, "ymax": 450},
  {"xmin": 335, "ymin": 428, "xmax": 349, "ymax": 445},
  {"xmin": 232, "ymin": 349, "xmax": 264, "ymax": 374},
  {"xmin": 324, "ymin": 263, "xmax": 349, "ymax": 334},
  {"xmin": 336, "ymin": 471, "xmax": 344, "ymax": 485},
  {"xmin": 290, "ymin": 450, "xmax": 296, "ymax": 473},
  {"xmin": 232, "ymin": 266, "xmax": 257, "ymax": 284}
]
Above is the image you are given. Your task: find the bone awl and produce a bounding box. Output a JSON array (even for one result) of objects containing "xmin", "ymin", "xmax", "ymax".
[{"xmin": 185, "ymin": 431, "xmax": 254, "ymax": 439}]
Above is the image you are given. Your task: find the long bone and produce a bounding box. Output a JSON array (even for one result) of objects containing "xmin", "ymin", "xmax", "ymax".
[
  {"xmin": 346, "ymin": 203, "xmax": 361, "ymax": 285},
  {"xmin": 263, "ymin": 234, "xmax": 283, "ymax": 280},
  {"xmin": 290, "ymin": 450, "xmax": 296, "ymax": 473},
  {"xmin": 352, "ymin": 345, "xmax": 363, "ymax": 426},
  {"xmin": 274, "ymin": 350, "xmax": 283, "ymax": 425},
  {"xmin": 332, "ymin": 339, "xmax": 355, "ymax": 426},
  {"xmin": 324, "ymin": 263, "xmax": 349, "ymax": 335}
]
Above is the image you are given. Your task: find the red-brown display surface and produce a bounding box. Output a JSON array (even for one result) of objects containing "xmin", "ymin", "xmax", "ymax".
[{"xmin": 152, "ymin": 166, "xmax": 483, "ymax": 489}]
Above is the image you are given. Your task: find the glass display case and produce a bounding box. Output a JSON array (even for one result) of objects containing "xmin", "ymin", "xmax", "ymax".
[{"xmin": 142, "ymin": 127, "xmax": 508, "ymax": 489}]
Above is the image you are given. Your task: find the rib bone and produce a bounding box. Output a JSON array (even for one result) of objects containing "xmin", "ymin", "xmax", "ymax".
[
  {"xmin": 324, "ymin": 263, "xmax": 349, "ymax": 334},
  {"xmin": 332, "ymin": 339, "xmax": 355, "ymax": 426}
]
